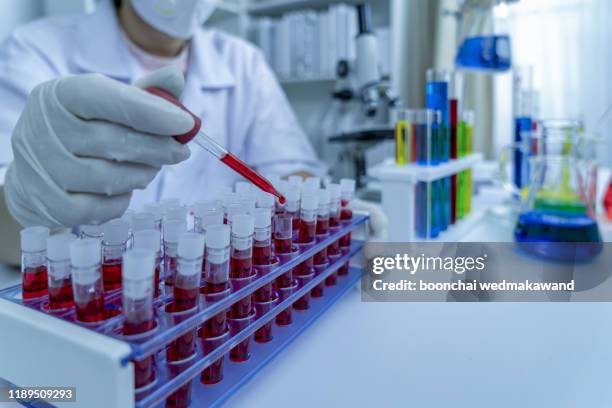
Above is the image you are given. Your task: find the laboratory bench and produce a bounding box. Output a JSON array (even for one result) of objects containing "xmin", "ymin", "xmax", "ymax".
[{"xmin": 1, "ymin": 187, "xmax": 612, "ymax": 408}]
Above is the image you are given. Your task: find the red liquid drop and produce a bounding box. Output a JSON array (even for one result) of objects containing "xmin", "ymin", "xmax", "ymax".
[
  {"xmin": 22, "ymin": 265, "xmax": 48, "ymax": 300},
  {"xmin": 221, "ymin": 153, "xmax": 285, "ymax": 203},
  {"xmin": 48, "ymin": 282, "xmax": 74, "ymax": 310},
  {"xmin": 102, "ymin": 260, "xmax": 122, "ymax": 291}
]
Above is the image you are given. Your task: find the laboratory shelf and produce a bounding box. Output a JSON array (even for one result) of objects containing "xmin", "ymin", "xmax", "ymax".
[
  {"xmin": 0, "ymin": 215, "xmax": 368, "ymax": 408},
  {"xmin": 368, "ymin": 153, "xmax": 483, "ymax": 183}
]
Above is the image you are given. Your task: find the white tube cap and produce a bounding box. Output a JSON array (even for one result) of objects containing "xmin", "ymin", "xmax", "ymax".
[
  {"xmin": 178, "ymin": 232, "xmax": 206, "ymax": 259},
  {"xmin": 70, "ymin": 238, "xmax": 101, "ymax": 267},
  {"xmin": 300, "ymin": 191, "xmax": 319, "ymax": 211},
  {"xmin": 20, "ymin": 226, "xmax": 50, "ymax": 253},
  {"xmin": 340, "ymin": 179, "xmax": 356, "ymax": 194},
  {"xmin": 257, "ymin": 191, "xmax": 275, "ymax": 208},
  {"xmin": 47, "ymin": 233, "xmax": 77, "ymax": 261},
  {"xmin": 132, "ymin": 212, "xmax": 155, "ymax": 232},
  {"xmin": 288, "ymin": 175, "xmax": 303, "ymax": 186},
  {"xmin": 193, "ymin": 200, "xmax": 217, "ymax": 218},
  {"xmin": 304, "ymin": 177, "xmax": 321, "ymax": 190},
  {"xmin": 163, "ymin": 219, "xmax": 186, "ymax": 244},
  {"xmin": 206, "ymin": 224, "xmax": 230, "ymax": 249},
  {"xmin": 226, "ymin": 203, "xmax": 247, "ymax": 224},
  {"xmin": 284, "ymin": 183, "xmax": 301, "ymax": 202},
  {"xmin": 143, "ymin": 203, "xmax": 163, "ymax": 221},
  {"xmin": 102, "ymin": 219, "xmax": 130, "ymax": 245},
  {"xmin": 222, "ymin": 192, "xmax": 241, "ymax": 207},
  {"xmin": 318, "ymin": 188, "xmax": 331, "ymax": 205},
  {"xmin": 123, "ymin": 248, "xmax": 155, "ymax": 281},
  {"xmin": 231, "ymin": 214, "xmax": 255, "ymax": 237},
  {"xmin": 133, "ymin": 229, "xmax": 161, "ymax": 253},
  {"xmin": 235, "ymin": 181, "xmax": 252, "ymax": 196},
  {"xmin": 201, "ymin": 210, "xmax": 224, "ymax": 229},
  {"xmin": 240, "ymin": 197, "xmax": 256, "ymax": 212},
  {"xmin": 252, "ymin": 208, "xmax": 271, "ymax": 228},
  {"xmin": 328, "ymin": 183, "xmax": 341, "ymax": 200},
  {"xmin": 164, "ymin": 205, "xmax": 187, "ymax": 222}
]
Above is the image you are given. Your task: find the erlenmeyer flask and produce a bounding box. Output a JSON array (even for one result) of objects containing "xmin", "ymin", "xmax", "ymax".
[{"xmin": 514, "ymin": 125, "xmax": 602, "ymax": 260}]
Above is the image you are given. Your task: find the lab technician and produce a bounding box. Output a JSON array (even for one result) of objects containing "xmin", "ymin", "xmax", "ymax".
[{"xmin": 0, "ymin": 0, "xmax": 386, "ymax": 265}]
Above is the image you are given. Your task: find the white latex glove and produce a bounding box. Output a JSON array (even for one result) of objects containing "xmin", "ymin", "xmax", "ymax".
[
  {"xmin": 5, "ymin": 66, "xmax": 193, "ymax": 227},
  {"xmin": 350, "ymin": 198, "xmax": 388, "ymax": 241}
]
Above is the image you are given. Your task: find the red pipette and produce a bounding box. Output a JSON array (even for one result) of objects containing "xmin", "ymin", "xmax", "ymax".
[{"xmin": 146, "ymin": 87, "xmax": 286, "ymax": 204}]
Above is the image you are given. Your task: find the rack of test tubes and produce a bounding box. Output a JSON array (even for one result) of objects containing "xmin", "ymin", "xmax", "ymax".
[
  {"xmin": 0, "ymin": 177, "xmax": 368, "ymax": 408},
  {"xmin": 369, "ymin": 69, "xmax": 481, "ymax": 241}
]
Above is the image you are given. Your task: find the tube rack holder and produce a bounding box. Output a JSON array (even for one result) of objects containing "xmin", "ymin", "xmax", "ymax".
[{"xmin": 0, "ymin": 214, "xmax": 368, "ymax": 408}]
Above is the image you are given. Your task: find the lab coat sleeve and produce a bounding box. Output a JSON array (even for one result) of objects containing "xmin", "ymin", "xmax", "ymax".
[
  {"xmin": 243, "ymin": 51, "xmax": 326, "ymax": 177},
  {"xmin": 0, "ymin": 30, "xmax": 60, "ymax": 168}
]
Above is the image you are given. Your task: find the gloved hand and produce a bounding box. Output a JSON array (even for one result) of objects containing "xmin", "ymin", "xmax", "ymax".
[
  {"xmin": 5, "ymin": 66, "xmax": 193, "ymax": 227},
  {"xmin": 350, "ymin": 198, "xmax": 388, "ymax": 241}
]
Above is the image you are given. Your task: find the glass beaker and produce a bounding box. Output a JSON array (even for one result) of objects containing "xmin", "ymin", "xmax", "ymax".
[
  {"xmin": 514, "ymin": 129, "xmax": 601, "ymax": 260},
  {"xmin": 455, "ymin": 1, "xmax": 512, "ymax": 72}
]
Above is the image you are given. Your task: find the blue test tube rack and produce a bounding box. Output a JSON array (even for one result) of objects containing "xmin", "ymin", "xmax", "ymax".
[{"xmin": 0, "ymin": 215, "xmax": 368, "ymax": 408}]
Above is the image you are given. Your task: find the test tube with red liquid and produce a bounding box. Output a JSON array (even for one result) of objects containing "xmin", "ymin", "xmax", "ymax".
[
  {"xmin": 201, "ymin": 224, "xmax": 230, "ymax": 384},
  {"xmin": 283, "ymin": 184, "xmax": 301, "ymax": 239},
  {"xmin": 163, "ymin": 219, "xmax": 186, "ymax": 287},
  {"xmin": 338, "ymin": 179, "xmax": 355, "ymax": 276},
  {"xmin": 122, "ymin": 248, "xmax": 157, "ymax": 389},
  {"xmin": 46, "ymin": 233, "xmax": 77, "ymax": 311},
  {"xmin": 167, "ymin": 233, "xmax": 204, "ymax": 363},
  {"xmin": 229, "ymin": 214, "xmax": 255, "ymax": 361},
  {"xmin": 311, "ymin": 189, "xmax": 331, "ymax": 297},
  {"xmin": 256, "ymin": 191, "xmax": 275, "ymax": 221},
  {"xmin": 326, "ymin": 184, "xmax": 342, "ymax": 285},
  {"xmin": 20, "ymin": 226, "xmax": 50, "ymax": 301},
  {"xmin": 252, "ymin": 208, "xmax": 274, "ymax": 342},
  {"xmin": 70, "ymin": 239, "xmax": 105, "ymax": 323},
  {"xmin": 133, "ymin": 229, "xmax": 162, "ymax": 298},
  {"xmin": 293, "ymin": 190, "xmax": 318, "ymax": 309},
  {"xmin": 273, "ymin": 214, "xmax": 295, "ymax": 325},
  {"xmin": 101, "ymin": 219, "xmax": 130, "ymax": 292}
]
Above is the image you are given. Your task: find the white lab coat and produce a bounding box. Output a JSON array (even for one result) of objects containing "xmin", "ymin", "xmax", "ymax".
[{"xmin": 0, "ymin": 0, "xmax": 322, "ymax": 209}]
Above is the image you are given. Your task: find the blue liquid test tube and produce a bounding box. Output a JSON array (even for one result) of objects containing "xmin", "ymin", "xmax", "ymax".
[
  {"xmin": 512, "ymin": 66, "xmax": 534, "ymax": 189},
  {"xmin": 426, "ymin": 69, "xmax": 450, "ymax": 164}
]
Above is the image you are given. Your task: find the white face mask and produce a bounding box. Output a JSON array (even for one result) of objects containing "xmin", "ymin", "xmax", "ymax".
[{"xmin": 131, "ymin": 0, "xmax": 217, "ymax": 39}]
